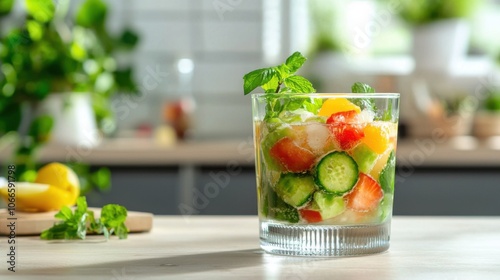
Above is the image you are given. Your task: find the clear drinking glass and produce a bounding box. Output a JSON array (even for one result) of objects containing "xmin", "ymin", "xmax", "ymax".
[{"xmin": 252, "ymin": 93, "xmax": 400, "ymax": 256}]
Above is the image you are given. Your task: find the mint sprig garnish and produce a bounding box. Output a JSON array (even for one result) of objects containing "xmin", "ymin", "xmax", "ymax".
[
  {"xmin": 351, "ymin": 82, "xmax": 375, "ymax": 93},
  {"xmin": 350, "ymin": 82, "xmax": 394, "ymax": 121},
  {"xmin": 350, "ymin": 82, "xmax": 377, "ymax": 113},
  {"xmin": 243, "ymin": 68, "xmax": 278, "ymax": 95},
  {"xmin": 284, "ymin": 51, "xmax": 307, "ymax": 73},
  {"xmin": 243, "ymin": 51, "xmax": 315, "ymax": 95},
  {"xmin": 243, "ymin": 52, "xmax": 318, "ymax": 121},
  {"xmin": 379, "ymin": 151, "xmax": 396, "ymax": 193},
  {"xmin": 243, "ymin": 52, "xmax": 393, "ymax": 123},
  {"xmin": 41, "ymin": 197, "xmax": 129, "ymax": 240}
]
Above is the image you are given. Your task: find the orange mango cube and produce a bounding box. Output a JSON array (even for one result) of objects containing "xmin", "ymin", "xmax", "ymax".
[
  {"xmin": 361, "ymin": 123, "xmax": 390, "ymax": 154},
  {"xmin": 318, "ymin": 98, "xmax": 361, "ymax": 117}
]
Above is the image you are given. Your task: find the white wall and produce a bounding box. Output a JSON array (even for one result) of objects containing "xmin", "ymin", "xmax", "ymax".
[{"xmin": 108, "ymin": 0, "xmax": 268, "ymax": 139}]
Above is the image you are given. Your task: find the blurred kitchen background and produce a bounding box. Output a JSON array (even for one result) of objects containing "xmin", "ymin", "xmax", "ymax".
[{"xmin": 1, "ymin": 0, "xmax": 500, "ymax": 215}]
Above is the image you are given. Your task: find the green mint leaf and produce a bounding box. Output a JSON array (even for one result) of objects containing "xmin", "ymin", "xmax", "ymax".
[
  {"xmin": 116, "ymin": 224, "xmax": 129, "ymax": 240},
  {"xmin": 351, "ymin": 82, "xmax": 375, "ymax": 93},
  {"xmin": 350, "ymin": 98, "xmax": 376, "ymax": 111},
  {"xmin": 282, "ymin": 98, "xmax": 304, "ymax": 112},
  {"xmin": 102, "ymin": 226, "xmax": 110, "ymax": 240},
  {"xmin": 380, "ymin": 151, "xmax": 396, "ymax": 193},
  {"xmin": 41, "ymin": 223, "xmax": 69, "ymax": 240},
  {"xmin": 264, "ymin": 97, "xmax": 283, "ymax": 120},
  {"xmin": 350, "ymin": 82, "xmax": 377, "ymax": 112},
  {"xmin": 243, "ymin": 67, "xmax": 277, "ymax": 95},
  {"xmin": 44, "ymin": 202, "xmax": 89, "ymax": 240},
  {"xmin": 283, "ymin": 75, "xmax": 316, "ymax": 93},
  {"xmin": 77, "ymin": 212, "xmax": 89, "ymax": 239},
  {"xmin": 261, "ymin": 75, "xmax": 280, "ymax": 93},
  {"xmin": 87, "ymin": 210, "xmax": 96, "ymax": 224},
  {"xmin": 75, "ymin": 196, "xmax": 88, "ymax": 216},
  {"xmin": 69, "ymin": 197, "xmax": 89, "ymax": 239},
  {"xmin": 100, "ymin": 204, "xmax": 129, "ymax": 239},
  {"xmin": 285, "ymin": 51, "xmax": 307, "ymax": 74},
  {"xmin": 275, "ymin": 64, "xmax": 291, "ymax": 80},
  {"xmin": 40, "ymin": 196, "xmax": 129, "ymax": 241},
  {"xmin": 54, "ymin": 206, "xmax": 73, "ymax": 221},
  {"xmin": 101, "ymin": 204, "xmax": 127, "ymax": 228},
  {"xmin": 279, "ymin": 97, "xmax": 323, "ymax": 118},
  {"xmin": 87, "ymin": 210, "xmax": 100, "ymax": 232},
  {"xmin": 243, "ymin": 51, "xmax": 317, "ymax": 119},
  {"xmin": 382, "ymin": 101, "xmax": 393, "ymax": 121},
  {"xmin": 303, "ymin": 98, "xmax": 323, "ymax": 115}
]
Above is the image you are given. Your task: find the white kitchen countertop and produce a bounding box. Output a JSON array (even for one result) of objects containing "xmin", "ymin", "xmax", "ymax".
[{"xmin": 1, "ymin": 216, "xmax": 499, "ymax": 279}]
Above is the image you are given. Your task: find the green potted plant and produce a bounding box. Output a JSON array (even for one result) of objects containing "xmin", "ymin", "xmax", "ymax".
[
  {"xmin": 474, "ymin": 89, "xmax": 500, "ymax": 138},
  {"xmin": 0, "ymin": 0, "xmax": 139, "ymax": 192},
  {"xmin": 386, "ymin": 0, "xmax": 483, "ymax": 73},
  {"xmin": 306, "ymin": 0, "xmax": 347, "ymax": 91},
  {"xmin": 308, "ymin": 0, "xmax": 343, "ymax": 56}
]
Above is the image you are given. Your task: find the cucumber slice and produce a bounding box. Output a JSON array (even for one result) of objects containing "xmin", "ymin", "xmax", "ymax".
[
  {"xmin": 313, "ymin": 191, "xmax": 346, "ymax": 220},
  {"xmin": 350, "ymin": 143, "xmax": 378, "ymax": 174},
  {"xmin": 379, "ymin": 151, "xmax": 396, "ymax": 194},
  {"xmin": 275, "ymin": 173, "xmax": 316, "ymax": 208},
  {"xmin": 265, "ymin": 188, "xmax": 299, "ymax": 223},
  {"xmin": 315, "ymin": 151, "xmax": 359, "ymax": 195}
]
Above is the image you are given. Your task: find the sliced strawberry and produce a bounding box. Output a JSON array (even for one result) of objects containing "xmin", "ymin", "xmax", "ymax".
[
  {"xmin": 327, "ymin": 110, "xmax": 358, "ymax": 122},
  {"xmin": 335, "ymin": 125, "xmax": 365, "ymax": 150},
  {"xmin": 327, "ymin": 110, "xmax": 364, "ymax": 150},
  {"xmin": 299, "ymin": 209, "xmax": 323, "ymax": 223},
  {"xmin": 269, "ymin": 137, "xmax": 316, "ymax": 173},
  {"xmin": 345, "ymin": 173, "xmax": 383, "ymax": 212}
]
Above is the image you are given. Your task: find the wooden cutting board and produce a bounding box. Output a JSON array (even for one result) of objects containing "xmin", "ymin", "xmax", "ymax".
[{"xmin": 0, "ymin": 208, "xmax": 153, "ymax": 236}]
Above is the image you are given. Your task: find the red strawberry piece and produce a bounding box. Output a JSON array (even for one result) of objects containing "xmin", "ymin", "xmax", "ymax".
[
  {"xmin": 299, "ymin": 209, "xmax": 323, "ymax": 223},
  {"xmin": 328, "ymin": 110, "xmax": 358, "ymax": 122},
  {"xmin": 345, "ymin": 173, "xmax": 383, "ymax": 212},
  {"xmin": 269, "ymin": 137, "xmax": 316, "ymax": 173},
  {"xmin": 327, "ymin": 110, "xmax": 364, "ymax": 150}
]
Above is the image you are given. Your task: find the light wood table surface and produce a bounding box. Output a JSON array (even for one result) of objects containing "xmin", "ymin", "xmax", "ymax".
[{"xmin": 1, "ymin": 216, "xmax": 499, "ymax": 279}]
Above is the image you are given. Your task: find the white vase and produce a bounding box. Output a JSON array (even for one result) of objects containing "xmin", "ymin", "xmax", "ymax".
[
  {"xmin": 39, "ymin": 93, "xmax": 100, "ymax": 148},
  {"xmin": 412, "ymin": 19, "xmax": 470, "ymax": 73}
]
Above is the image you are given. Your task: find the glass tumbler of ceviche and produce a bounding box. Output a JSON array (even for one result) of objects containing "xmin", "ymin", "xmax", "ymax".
[{"xmin": 252, "ymin": 93, "xmax": 399, "ymax": 256}]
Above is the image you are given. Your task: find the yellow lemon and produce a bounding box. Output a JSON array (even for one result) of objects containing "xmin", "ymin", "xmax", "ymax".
[
  {"xmin": 35, "ymin": 163, "xmax": 80, "ymax": 207},
  {"xmin": 0, "ymin": 182, "xmax": 76, "ymax": 212},
  {"xmin": 318, "ymin": 98, "xmax": 361, "ymax": 117}
]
